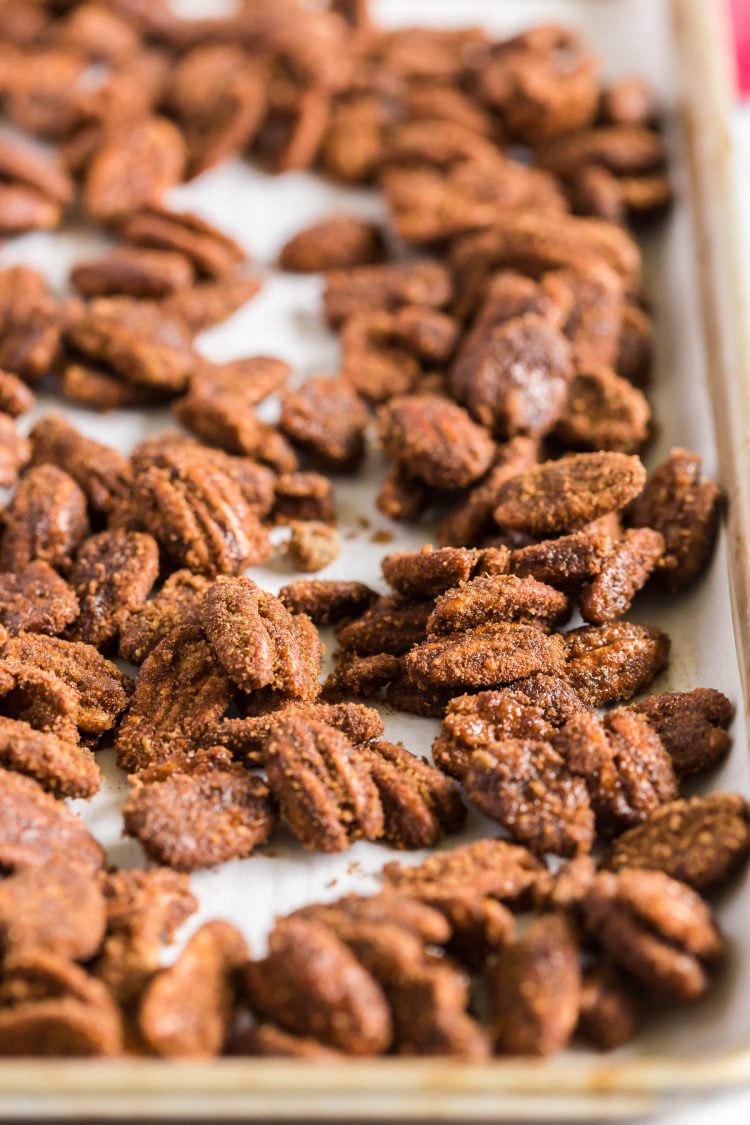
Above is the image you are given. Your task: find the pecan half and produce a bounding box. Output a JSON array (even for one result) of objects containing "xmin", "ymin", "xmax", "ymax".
[
  {"xmin": 0, "ymin": 860, "xmax": 105, "ymax": 962},
  {"xmin": 69, "ymin": 530, "xmax": 159, "ymax": 648},
  {"xmin": 379, "ymin": 394, "xmax": 495, "ymax": 490},
  {"xmin": 564, "ymin": 622, "xmax": 670, "ymax": 706},
  {"xmin": 0, "ymin": 715, "xmax": 100, "ymax": 799},
  {"xmin": 405, "ymin": 623, "xmax": 567, "ymax": 690},
  {"xmin": 278, "ymin": 580, "xmax": 377, "ymax": 625},
  {"xmin": 0, "ymin": 561, "xmax": 79, "ymax": 636},
  {"xmin": 29, "ymin": 415, "xmax": 132, "ymax": 516},
  {"xmin": 279, "ymin": 215, "xmax": 384, "ymax": 272},
  {"xmin": 579, "ymin": 527, "xmax": 664, "ymax": 624},
  {"xmin": 628, "ymin": 688, "xmax": 733, "ymax": 776},
  {"xmin": 427, "ymin": 573, "xmax": 569, "ymax": 634},
  {"xmin": 119, "ymin": 570, "xmax": 212, "ymax": 665},
  {"xmin": 0, "ymin": 768, "xmax": 103, "ymax": 873},
  {"xmin": 279, "ymin": 376, "xmax": 369, "ymax": 468}
]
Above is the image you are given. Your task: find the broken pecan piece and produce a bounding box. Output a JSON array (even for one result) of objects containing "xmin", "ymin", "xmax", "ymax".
[
  {"xmin": 628, "ymin": 688, "xmax": 733, "ymax": 776},
  {"xmin": 564, "ymin": 622, "xmax": 670, "ymax": 706},
  {"xmin": 287, "ymin": 520, "xmax": 340, "ymax": 572}
]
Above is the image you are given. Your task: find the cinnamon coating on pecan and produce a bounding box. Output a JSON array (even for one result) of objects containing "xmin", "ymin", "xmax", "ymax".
[
  {"xmin": 0, "ymin": 715, "xmax": 100, "ymax": 799},
  {"xmin": 0, "ymin": 768, "xmax": 103, "ymax": 874},
  {"xmin": 280, "ymin": 215, "xmax": 385, "ymax": 272},
  {"xmin": 427, "ymin": 573, "xmax": 569, "ymax": 634},
  {"xmin": 336, "ymin": 596, "xmax": 432, "ymax": 656},
  {"xmin": 119, "ymin": 571, "xmax": 212, "ymax": 665},
  {"xmin": 379, "ymin": 394, "xmax": 495, "ymax": 490},
  {"xmin": 29, "ymin": 415, "xmax": 132, "ymax": 516},
  {"xmin": 579, "ymin": 527, "xmax": 664, "ymax": 624},
  {"xmin": 278, "ymin": 580, "xmax": 377, "ymax": 625},
  {"xmin": 0, "ymin": 860, "xmax": 105, "ymax": 963},
  {"xmin": 69, "ymin": 530, "xmax": 159, "ymax": 648},
  {"xmin": 405, "ymin": 623, "xmax": 568, "ymax": 690},
  {"xmin": 628, "ymin": 688, "xmax": 733, "ymax": 776},
  {"xmin": 205, "ymin": 702, "xmax": 384, "ymax": 766},
  {"xmin": 279, "ymin": 376, "xmax": 369, "ymax": 468},
  {"xmin": 0, "ymin": 561, "xmax": 79, "ymax": 636},
  {"xmin": 564, "ymin": 622, "xmax": 670, "ymax": 706}
]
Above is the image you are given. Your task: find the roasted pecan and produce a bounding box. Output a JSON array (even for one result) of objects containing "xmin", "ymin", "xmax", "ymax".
[
  {"xmin": 606, "ymin": 793, "xmax": 750, "ymax": 892},
  {"xmin": 273, "ymin": 471, "xmax": 336, "ymax": 525},
  {"xmin": 427, "ymin": 574, "xmax": 569, "ymax": 634},
  {"xmin": 405, "ymin": 623, "xmax": 567, "ymax": 690},
  {"xmin": 579, "ymin": 528, "xmax": 664, "ymax": 624},
  {"xmin": 278, "ymin": 580, "xmax": 377, "ymax": 625},
  {"xmin": 628, "ymin": 447, "xmax": 722, "ymax": 592},
  {"xmin": 376, "ymin": 464, "xmax": 432, "ymax": 523},
  {"xmin": 0, "ymin": 715, "xmax": 100, "ymax": 799},
  {"xmin": 0, "ymin": 134, "xmax": 73, "ymax": 207},
  {"xmin": 628, "ymin": 688, "xmax": 733, "ymax": 776},
  {"xmin": 320, "ymin": 92, "xmax": 385, "ymax": 183},
  {"xmin": 555, "ymin": 368, "xmax": 651, "ymax": 453},
  {"xmin": 0, "ymin": 768, "xmax": 103, "ymax": 873},
  {"xmin": 162, "ymin": 275, "xmax": 262, "ymax": 335},
  {"xmin": 83, "ymin": 116, "xmax": 186, "ymax": 223},
  {"xmin": 265, "ymin": 715, "xmax": 384, "ymax": 852},
  {"xmin": 139, "ymin": 921, "xmax": 247, "ymax": 1057},
  {"xmin": 174, "ymin": 389, "xmax": 296, "ymax": 470},
  {"xmin": 0, "ymin": 369, "xmax": 35, "ymax": 417},
  {"xmin": 379, "ymin": 394, "xmax": 494, "ymax": 490},
  {"xmin": 383, "ymin": 837, "xmax": 546, "ymax": 908},
  {"xmin": 287, "ymin": 520, "xmax": 340, "ymax": 572},
  {"xmin": 29, "ymin": 415, "xmax": 132, "ymax": 516},
  {"xmin": 582, "ymin": 869, "xmax": 723, "ymax": 1001},
  {"xmin": 69, "ymin": 530, "xmax": 159, "ymax": 648},
  {"xmin": 71, "ymin": 247, "xmax": 194, "ymax": 299},
  {"xmin": 564, "ymin": 622, "xmax": 670, "ymax": 706},
  {"xmin": 577, "ymin": 965, "xmax": 641, "ymax": 1050},
  {"xmin": 0, "ymin": 561, "xmax": 78, "ymax": 636},
  {"xmin": 0, "ymin": 183, "xmax": 62, "ymax": 234},
  {"xmin": 279, "ymin": 215, "xmax": 384, "ymax": 272},
  {"xmin": 60, "ymin": 363, "xmax": 163, "ymax": 411},
  {"xmin": 0, "ymin": 657, "xmax": 79, "ymax": 744},
  {"xmin": 244, "ymin": 917, "xmax": 392, "ymax": 1055},
  {"xmin": 492, "ymin": 914, "xmax": 581, "ymax": 1056},
  {"xmin": 0, "ymin": 859, "xmax": 105, "ymax": 961},
  {"xmin": 279, "ymin": 376, "xmax": 369, "ymax": 468},
  {"xmin": 0, "ymin": 413, "xmax": 30, "ymax": 487},
  {"xmin": 510, "ymin": 522, "xmax": 618, "ymax": 589},
  {"xmin": 323, "ymin": 651, "xmax": 400, "ymax": 700},
  {"xmin": 617, "ymin": 302, "xmax": 653, "ymax": 385},
  {"xmin": 323, "ymin": 260, "xmax": 451, "ymax": 326},
  {"xmin": 231, "ymin": 1024, "xmax": 341, "ymax": 1059},
  {"xmin": 119, "ymin": 571, "xmax": 212, "ymax": 665},
  {"xmin": 336, "ymin": 596, "xmax": 432, "ymax": 656},
  {"xmin": 437, "ymin": 436, "xmax": 539, "ymax": 547}
]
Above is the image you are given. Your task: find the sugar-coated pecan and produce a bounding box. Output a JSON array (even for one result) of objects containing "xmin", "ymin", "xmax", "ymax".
[
  {"xmin": 510, "ymin": 523, "xmax": 617, "ymax": 589},
  {"xmin": 139, "ymin": 921, "xmax": 247, "ymax": 1058},
  {"xmin": 29, "ymin": 415, "xmax": 132, "ymax": 515},
  {"xmin": 0, "ymin": 768, "xmax": 103, "ymax": 874},
  {"xmin": 287, "ymin": 520, "xmax": 340, "ymax": 572},
  {"xmin": 376, "ymin": 464, "xmax": 432, "ymax": 523},
  {"xmin": 232, "ymin": 1024, "xmax": 341, "ymax": 1059},
  {"xmin": 278, "ymin": 579, "xmax": 377, "ymax": 625},
  {"xmin": 0, "ymin": 859, "xmax": 105, "ymax": 961},
  {"xmin": 244, "ymin": 917, "xmax": 392, "ymax": 1055},
  {"xmin": 272, "ymin": 471, "xmax": 335, "ymax": 525},
  {"xmin": 0, "ymin": 949, "xmax": 122, "ymax": 1057},
  {"xmin": 71, "ymin": 247, "xmax": 194, "ymax": 300},
  {"xmin": 336, "ymin": 596, "xmax": 432, "ymax": 656},
  {"xmin": 357, "ymin": 739, "xmax": 466, "ymax": 849},
  {"xmin": 279, "ymin": 376, "xmax": 369, "ymax": 468},
  {"xmin": 0, "ymin": 657, "xmax": 79, "ymax": 744},
  {"xmin": 386, "ymin": 961, "xmax": 490, "ymax": 1058},
  {"xmin": 536, "ymin": 124, "xmax": 665, "ymax": 183},
  {"xmin": 427, "ymin": 573, "xmax": 569, "ymax": 634},
  {"xmin": 119, "ymin": 570, "xmax": 212, "ymax": 665},
  {"xmin": 293, "ymin": 893, "xmax": 451, "ymax": 948},
  {"xmin": 0, "ymin": 134, "xmax": 73, "ymax": 206},
  {"xmin": 320, "ymin": 92, "xmax": 384, "ymax": 183},
  {"xmin": 535, "ymin": 854, "xmax": 596, "ymax": 913},
  {"xmin": 0, "ymin": 413, "xmax": 30, "ymax": 487},
  {"xmin": 0, "ymin": 715, "xmax": 100, "ymax": 799},
  {"xmin": 579, "ymin": 527, "xmax": 664, "ymax": 624},
  {"xmin": 95, "ymin": 868, "xmax": 197, "ymax": 1008},
  {"xmin": 0, "ymin": 266, "xmax": 64, "ymax": 382},
  {"xmin": 84, "ymin": 116, "xmax": 186, "ymax": 223},
  {"xmin": 383, "ymin": 837, "xmax": 546, "ymax": 908},
  {"xmin": 0, "ymin": 183, "xmax": 62, "ymax": 234},
  {"xmin": 464, "ymin": 741, "xmax": 595, "ymax": 856},
  {"xmin": 0, "ymin": 369, "xmax": 35, "ymax": 417},
  {"xmin": 0, "ymin": 631, "xmax": 132, "ymax": 735},
  {"xmin": 185, "ymin": 355, "xmax": 290, "ymax": 414},
  {"xmin": 628, "ymin": 688, "xmax": 733, "ymax": 776},
  {"xmin": 174, "ymin": 391, "xmax": 296, "ymax": 471},
  {"xmin": 628, "ymin": 448, "xmax": 722, "ymax": 592},
  {"xmin": 493, "ymin": 451, "xmax": 646, "ymax": 535},
  {"xmin": 163, "ymin": 275, "xmax": 262, "ymax": 334},
  {"xmin": 201, "ymin": 577, "xmax": 321, "ymax": 699},
  {"xmin": 323, "ymin": 651, "xmax": 400, "ymax": 700},
  {"xmin": 115, "ymin": 625, "xmax": 232, "ymax": 772},
  {"xmin": 606, "ymin": 793, "xmax": 750, "ymax": 892},
  {"xmin": 552, "ymin": 708, "xmax": 677, "ymax": 837},
  {"xmin": 577, "ymin": 965, "xmax": 641, "ymax": 1050},
  {"xmin": 617, "ymin": 302, "xmax": 653, "ymax": 385},
  {"xmin": 324, "ymin": 261, "xmax": 452, "ymax": 326},
  {"xmin": 279, "ymin": 215, "xmax": 384, "ymax": 272},
  {"xmin": 569, "ymin": 164, "xmax": 626, "ymax": 223},
  {"xmin": 340, "ymin": 308, "xmax": 452, "ymax": 403},
  {"xmin": 555, "ymin": 368, "xmax": 651, "ymax": 453},
  {"xmin": 564, "ymin": 622, "xmax": 670, "ymax": 706},
  {"xmin": 53, "ymin": 2, "xmax": 140, "ymax": 63},
  {"xmin": 0, "ymin": 561, "xmax": 79, "ymax": 636},
  {"xmin": 205, "ymin": 702, "xmax": 384, "ymax": 766},
  {"xmin": 582, "ymin": 869, "xmax": 723, "ymax": 1001},
  {"xmin": 381, "ymin": 545, "xmax": 504, "ymax": 598},
  {"xmin": 69, "ymin": 530, "xmax": 159, "ymax": 649},
  {"xmin": 451, "ymin": 313, "xmax": 573, "ymax": 439},
  {"xmin": 60, "ymin": 362, "xmax": 163, "ymax": 411},
  {"xmin": 492, "ymin": 914, "xmax": 581, "ymax": 1056},
  {"xmin": 437, "ymin": 436, "xmax": 539, "ymax": 547},
  {"xmin": 379, "ymin": 394, "xmax": 494, "ymax": 491},
  {"xmin": 405, "ymin": 623, "xmax": 567, "ymax": 690}
]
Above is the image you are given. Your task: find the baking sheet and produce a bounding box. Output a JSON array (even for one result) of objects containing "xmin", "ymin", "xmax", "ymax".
[{"xmin": 0, "ymin": 0, "xmax": 749, "ymax": 1115}]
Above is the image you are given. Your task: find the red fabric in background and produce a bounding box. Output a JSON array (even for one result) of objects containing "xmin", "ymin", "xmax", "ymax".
[{"xmin": 732, "ymin": 0, "xmax": 750, "ymax": 95}]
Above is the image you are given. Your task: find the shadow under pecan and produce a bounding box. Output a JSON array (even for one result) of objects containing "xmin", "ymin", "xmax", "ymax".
[
  {"xmin": 628, "ymin": 687, "xmax": 733, "ymax": 777},
  {"xmin": 0, "ymin": 561, "xmax": 79, "ymax": 636},
  {"xmin": 265, "ymin": 715, "xmax": 384, "ymax": 852},
  {"xmin": 582, "ymin": 869, "xmax": 724, "ymax": 1001},
  {"xmin": 563, "ymin": 622, "xmax": 670, "ymax": 706},
  {"xmin": 0, "ymin": 859, "xmax": 105, "ymax": 962},
  {"xmin": 0, "ymin": 768, "xmax": 103, "ymax": 874},
  {"xmin": 405, "ymin": 623, "xmax": 567, "ymax": 691},
  {"xmin": 139, "ymin": 921, "xmax": 247, "ymax": 1058},
  {"xmin": 0, "ymin": 715, "xmax": 100, "ymax": 800}
]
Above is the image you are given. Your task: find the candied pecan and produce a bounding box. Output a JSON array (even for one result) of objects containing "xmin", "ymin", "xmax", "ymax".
[
  {"xmin": 321, "ymin": 92, "xmax": 385, "ymax": 183},
  {"xmin": 60, "ymin": 362, "xmax": 163, "ymax": 411},
  {"xmin": 0, "ymin": 632, "xmax": 132, "ymax": 735},
  {"xmin": 569, "ymin": 165, "xmax": 626, "ymax": 223},
  {"xmin": 493, "ymin": 451, "xmax": 646, "ymax": 535},
  {"xmin": 0, "ymin": 949, "xmax": 122, "ymax": 1058},
  {"xmin": 71, "ymin": 247, "xmax": 194, "ymax": 300},
  {"xmin": 405, "ymin": 623, "xmax": 567, "ymax": 690},
  {"xmin": 255, "ymin": 82, "xmax": 331, "ymax": 173},
  {"xmin": 428, "ymin": 574, "xmax": 569, "ymax": 634},
  {"xmin": 451, "ymin": 313, "xmax": 573, "ymax": 439},
  {"xmin": 433, "ymin": 689, "xmax": 559, "ymax": 779},
  {"xmin": 379, "ymin": 394, "xmax": 494, "ymax": 491},
  {"xmin": 69, "ymin": 530, "xmax": 159, "ymax": 648},
  {"xmin": 201, "ymin": 577, "xmax": 321, "ymax": 698},
  {"xmin": 273, "ymin": 471, "xmax": 336, "ymax": 525},
  {"xmin": 437, "ymin": 436, "xmax": 539, "ymax": 547},
  {"xmin": 0, "ymin": 860, "xmax": 105, "ymax": 962},
  {"xmin": 0, "ymin": 183, "xmax": 62, "ymax": 234},
  {"xmin": 119, "ymin": 570, "xmax": 212, "ymax": 665},
  {"xmin": 205, "ymin": 701, "xmax": 384, "ymax": 766},
  {"xmin": 0, "ymin": 369, "xmax": 34, "ymax": 417},
  {"xmin": 139, "ymin": 921, "xmax": 247, "ymax": 1058},
  {"xmin": 67, "ymin": 297, "xmax": 198, "ymax": 394},
  {"xmin": 95, "ymin": 868, "xmax": 197, "ymax": 1008},
  {"xmin": 356, "ymin": 739, "xmax": 466, "ymax": 849},
  {"xmin": 279, "ymin": 376, "xmax": 369, "ymax": 468},
  {"xmin": 564, "ymin": 622, "xmax": 670, "ymax": 706},
  {"xmin": 232, "ymin": 1024, "xmax": 341, "ymax": 1059},
  {"xmin": 510, "ymin": 523, "xmax": 617, "ymax": 590},
  {"xmin": 582, "ymin": 869, "xmax": 723, "ymax": 1001},
  {"xmin": 29, "ymin": 415, "xmax": 132, "ymax": 516},
  {"xmin": 0, "ymin": 267, "xmax": 64, "ymax": 381},
  {"xmin": 163, "ymin": 275, "xmax": 262, "ymax": 334},
  {"xmin": 535, "ymin": 854, "xmax": 597, "ymax": 914},
  {"xmin": 601, "ymin": 77, "xmax": 657, "ymax": 126},
  {"xmin": 536, "ymin": 124, "xmax": 665, "ymax": 182},
  {"xmin": 492, "ymin": 914, "xmax": 580, "ymax": 1056},
  {"xmin": 578, "ymin": 527, "xmax": 663, "ymax": 623},
  {"xmin": 628, "ymin": 448, "xmax": 722, "ymax": 592},
  {"xmin": 339, "ymin": 309, "xmax": 435, "ymax": 404},
  {"xmin": 244, "ymin": 917, "xmax": 391, "ymax": 1055},
  {"xmin": 175, "ymin": 393, "xmax": 296, "ymax": 470},
  {"xmin": 0, "ymin": 657, "xmax": 79, "ymax": 744},
  {"xmin": 464, "ymin": 741, "xmax": 594, "ymax": 856},
  {"xmin": 265, "ymin": 716, "xmax": 383, "ymax": 851},
  {"xmin": 287, "ymin": 520, "xmax": 340, "ymax": 572},
  {"xmin": 185, "ymin": 356, "xmax": 290, "ymax": 415},
  {"xmin": 555, "ymin": 368, "xmax": 651, "ymax": 453},
  {"xmin": 617, "ymin": 302, "xmax": 653, "ymax": 385},
  {"xmin": 84, "ymin": 116, "xmax": 187, "ymax": 224},
  {"xmin": 501, "ymin": 672, "xmax": 592, "ymax": 725},
  {"xmin": 388, "ymin": 961, "xmax": 490, "ymax": 1059},
  {"xmin": 376, "ymin": 464, "xmax": 432, "ymax": 523},
  {"xmin": 53, "ymin": 2, "xmax": 141, "ymax": 63},
  {"xmin": 115, "ymin": 625, "xmax": 232, "ymax": 772},
  {"xmin": 577, "ymin": 965, "xmax": 641, "ymax": 1050},
  {"xmin": 382, "ymin": 546, "xmax": 481, "ymax": 598},
  {"xmin": 0, "ymin": 561, "xmax": 79, "ymax": 636},
  {"xmin": 607, "ymin": 793, "xmax": 750, "ymax": 892},
  {"xmin": 0, "ymin": 132, "xmax": 73, "ymax": 207},
  {"xmin": 553, "ymin": 708, "xmax": 677, "ymax": 837},
  {"xmin": 383, "ymin": 837, "xmax": 546, "ymax": 908},
  {"xmin": 323, "ymin": 260, "xmax": 451, "ymax": 326},
  {"xmin": 336, "ymin": 596, "xmax": 431, "ymax": 656},
  {"xmin": 0, "ymin": 413, "xmax": 29, "ymax": 487},
  {"xmin": 293, "ymin": 893, "xmax": 451, "ymax": 947},
  {"xmin": 628, "ymin": 688, "xmax": 733, "ymax": 776},
  {"xmin": 0, "ymin": 715, "xmax": 99, "ymax": 799},
  {"xmin": 278, "ymin": 579, "xmax": 377, "ymax": 625},
  {"xmin": 323, "ymin": 652, "xmax": 400, "ymax": 700},
  {"xmin": 279, "ymin": 215, "xmax": 384, "ymax": 272},
  {"xmin": 0, "ymin": 768, "xmax": 103, "ymax": 873}
]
